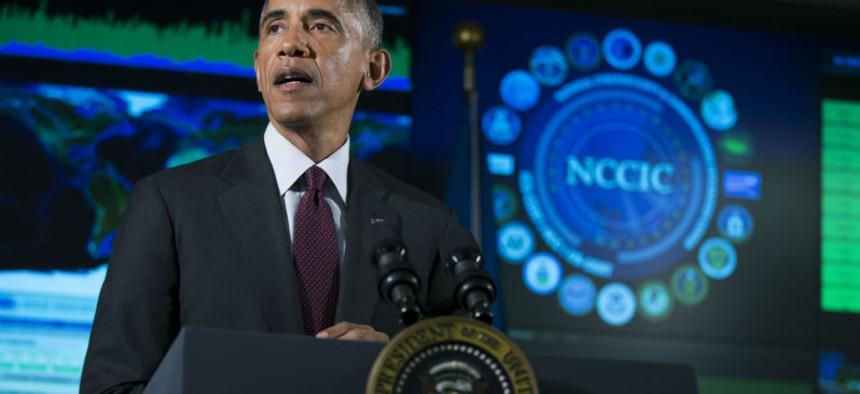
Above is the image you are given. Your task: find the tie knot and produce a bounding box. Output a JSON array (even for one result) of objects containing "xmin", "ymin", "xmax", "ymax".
[{"xmin": 305, "ymin": 166, "xmax": 328, "ymax": 191}]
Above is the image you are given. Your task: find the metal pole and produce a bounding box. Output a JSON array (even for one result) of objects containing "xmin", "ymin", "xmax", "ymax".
[{"xmin": 452, "ymin": 21, "xmax": 485, "ymax": 246}]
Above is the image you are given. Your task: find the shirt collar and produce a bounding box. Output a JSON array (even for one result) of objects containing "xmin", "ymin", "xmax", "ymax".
[{"xmin": 263, "ymin": 123, "xmax": 350, "ymax": 203}]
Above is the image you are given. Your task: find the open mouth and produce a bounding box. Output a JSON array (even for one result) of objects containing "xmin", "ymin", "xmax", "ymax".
[{"xmin": 274, "ymin": 68, "xmax": 314, "ymax": 86}]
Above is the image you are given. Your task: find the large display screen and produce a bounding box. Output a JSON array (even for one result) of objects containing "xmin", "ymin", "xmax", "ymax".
[
  {"xmin": 822, "ymin": 98, "xmax": 860, "ymax": 314},
  {"xmin": 0, "ymin": 1, "xmax": 412, "ymax": 91},
  {"xmin": 410, "ymin": 1, "xmax": 823, "ymax": 381},
  {"xmin": 818, "ymin": 46, "xmax": 860, "ymax": 393},
  {"xmin": 486, "ymin": 14, "xmax": 819, "ymax": 332},
  {"xmin": 821, "ymin": 48, "xmax": 860, "ymax": 316}
]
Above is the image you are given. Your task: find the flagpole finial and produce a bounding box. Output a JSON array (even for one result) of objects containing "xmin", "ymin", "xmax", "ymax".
[{"xmin": 452, "ymin": 21, "xmax": 484, "ymax": 53}]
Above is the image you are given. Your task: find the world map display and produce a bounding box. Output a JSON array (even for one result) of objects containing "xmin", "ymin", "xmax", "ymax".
[{"xmin": 0, "ymin": 78, "xmax": 411, "ymax": 393}]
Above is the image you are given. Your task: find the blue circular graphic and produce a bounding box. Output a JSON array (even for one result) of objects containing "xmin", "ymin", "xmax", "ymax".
[
  {"xmin": 717, "ymin": 205, "xmax": 754, "ymax": 243},
  {"xmin": 566, "ymin": 33, "xmax": 602, "ymax": 71},
  {"xmin": 530, "ymin": 46, "xmax": 569, "ymax": 87},
  {"xmin": 488, "ymin": 27, "xmax": 754, "ymax": 327},
  {"xmin": 523, "ymin": 253, "xmax": 563, "ymax": 295},
  {"xmin": 500, "ymin": 70, "xmax": 540, "ymax": 111},
  {"xmin": 698, "ymin": 237, "xmax": 737, "ymax": 280},
  {"xmin": 638, "ymin": 280, "xmax": 673, "ymax": 322},
  {"xmin": 671, "ymin": 264, "xmax": 708, "ymax": 305},
  {"xmin": 701, "ymin": 90, "xmax": 738, "ymax": 131},
  {"xmin": 644, "ymin": 41, "xmax": 676, "ymax": 77},
  {"xmin": 482, "ymin": 106, "xmax": 522, "ymax": 145},
  {"xmin": 558, "ymin": 274, "xmax": 596, "ymax": 316},
  {"xmin": 602, "ymin": 29, "xmax": 642, "ymax": 71},
  {"xmin": 596, "ymin": 282, "xmax": 637, "ymax": 326},
  {"xmin": 497, "ymin": 221, "xmax": 535, "ymax": 263},
  {"xmin": 492, "ymin": 184, "xmax": 518, "ymax": 222},
  {"xmin": 674, "ymin": 60, "xmax": 712, "ymax": 100},
  {"xmin": 518, "ymin": 73, "xmax": 718, "ymax": 280}
]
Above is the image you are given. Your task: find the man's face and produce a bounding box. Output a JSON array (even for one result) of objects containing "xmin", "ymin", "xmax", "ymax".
[{"xmin": 254, "ymin": 0, "xmax": 371, "ymax": 128}]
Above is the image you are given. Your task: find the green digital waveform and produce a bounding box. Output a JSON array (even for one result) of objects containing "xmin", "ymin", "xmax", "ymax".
[
  {"xmin": 1, "ymin": 0, "xmax": 257, "ymax": 65},
  {"xmin": 0, "ymin": 0, "xmax": 411, "ymax": 77}
]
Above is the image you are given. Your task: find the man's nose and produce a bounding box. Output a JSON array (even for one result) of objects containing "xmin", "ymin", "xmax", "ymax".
[{"xmin": 281, "ymin": 26, "xmax": 310, "ymax": 58}]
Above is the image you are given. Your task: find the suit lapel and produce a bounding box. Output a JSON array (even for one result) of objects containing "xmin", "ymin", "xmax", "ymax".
[
  {"xmin": 217, "ymin": 138, "xmax": 304, "ymax": 335},
  {"xmin": 337, "ymin": 160, "xmax": 400, "ymax": 324}
]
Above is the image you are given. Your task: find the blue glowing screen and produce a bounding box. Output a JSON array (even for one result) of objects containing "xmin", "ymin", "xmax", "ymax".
[{"xmin": 417, "ymin": 2, "xmax": 820, "ymax": 347}]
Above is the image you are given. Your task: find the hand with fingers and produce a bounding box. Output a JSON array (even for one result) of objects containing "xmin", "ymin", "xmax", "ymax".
[{"xmin": 315, "ymin": 321, "xmax": 390, "ymax": 343}]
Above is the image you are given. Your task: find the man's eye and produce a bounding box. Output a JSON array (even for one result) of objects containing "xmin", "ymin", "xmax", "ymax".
[
  {"xmin": 311, "ymin": 23, "xmax": 332, "ymax": 31},
  {"xmin": 268, "ymin": 25, "xmax": 284, "ymax": 34}
]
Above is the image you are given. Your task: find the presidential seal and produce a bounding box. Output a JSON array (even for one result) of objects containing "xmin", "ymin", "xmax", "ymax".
[{"xmin": 366, "ymin": 316, "xmax": 538, "ymax": 394}]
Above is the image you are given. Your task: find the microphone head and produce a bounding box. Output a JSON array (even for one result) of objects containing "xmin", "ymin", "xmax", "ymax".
[
  {"xmin": 364, "ymin": 216, "xmax": 424, "ymax": 324},
  {"xmin": 441, "ymin": 227, "xmax": 483, "ymax": 270},
  {"xmin": 441, "ymin": 228, "xmax": 496, "ymax": 322}
]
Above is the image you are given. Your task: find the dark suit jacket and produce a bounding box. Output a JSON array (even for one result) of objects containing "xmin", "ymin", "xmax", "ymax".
[{"xmin": 80, "ymin": 138, "xmax": 461, "ymax": 393}]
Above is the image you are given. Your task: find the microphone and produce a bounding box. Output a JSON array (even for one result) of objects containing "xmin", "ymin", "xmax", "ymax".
[
  {"xmin": 443, "ymin": 228, "xmax": 496, "ymax": 325},
  {"xmin": 366, "ymin": 222, "xmax": 423, "ymax": 327}
]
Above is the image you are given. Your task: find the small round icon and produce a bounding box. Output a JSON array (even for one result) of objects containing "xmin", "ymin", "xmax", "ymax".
[
  {"xmin": 482, "ymin": 106, "xmax": 521, "ymax": 146},
  {"xmin": 558, "ymin": 274, "xmax": 596, "ymax": 316},
  {"xmin": 602, "ymin": 28, "xmax": 642, "ymax": 71},
  {"xmin": 497, "ymin": 222, "xmax": 535, "ymax": 263},
  {"xmin": 671, "ymin": 264, "xmax": 709, "ymax": 306},
  {"xmin": 566, "ymin": 33, "xmax": 602, "ymax": 71},
  {"xmin": 718, "ymin": 130, "xmax": 755, "ymax": 166},
  {"xmin": 638, "ymin": 280, "xmax": 673, "ymax": 322},
  {"xmin": 529, "ymin": 46, "xmax": 568, "ymax": 87},
  {"xmin": 596, "ymin": 282, "xmax": 637, "ymax": 326},
  {"xmin": 717, "ymin": 205, "xmax": 754, "ymax": 243},
  {"xmin": 701, "ymin": 90, "xmax": 738, "ymax": 131},
  {"xmin": 698, "ymin": 237, "xmax": 737, "ymax": 280},
  {"xmin": 643, "ymin": 41, "xmax": 676, "ymax": 77},
  {"xmin": 523, "ymin": 253, "xmax": 562, "ymax": 295},
  {"xmin": 492, "ymin": 184, "xmax": 518, "ymax": 223},
  {"xmin": 674, "ymin": 60, "xmax": 712, "ymax": 100},
  {"xmin": 500, "ymin": 70, "xmax": 540, "ymax": 111}
]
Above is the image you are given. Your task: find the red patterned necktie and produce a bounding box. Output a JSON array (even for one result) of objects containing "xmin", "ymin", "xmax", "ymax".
[{"xmin": 293, "ymin": 166, "xmax": 339, "ymax": 335}]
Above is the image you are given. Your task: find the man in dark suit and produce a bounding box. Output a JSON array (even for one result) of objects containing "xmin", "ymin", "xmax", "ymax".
[{"xmin": 80, "ymin": 0, "xmax": 463, "ymax": 392}]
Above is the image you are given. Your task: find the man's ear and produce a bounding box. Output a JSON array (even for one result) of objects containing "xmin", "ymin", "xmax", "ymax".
[
  {"xmin": 361, "ymin": 48, "xmax": 391, "ymax": 91},
  {"xmin": 253, "ymin": 50, "xmax": 263, "ymax": 93}
]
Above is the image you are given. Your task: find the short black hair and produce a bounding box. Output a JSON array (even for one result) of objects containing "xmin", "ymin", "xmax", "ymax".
[{"xmin": 259, "ymin": 0, "xmax": 384, "ymax": 48}]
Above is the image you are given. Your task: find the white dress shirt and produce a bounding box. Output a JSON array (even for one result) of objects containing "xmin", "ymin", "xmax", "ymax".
[{"xmin": 263, "ymin": 123, "xmax": 349, "ymax": 262}]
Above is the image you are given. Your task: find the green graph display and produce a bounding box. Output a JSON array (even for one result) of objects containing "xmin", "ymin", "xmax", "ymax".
[
  {"xmin": 0, "ymin": 0, "xmax": 411, "ymax": 78},
  {"xmin": 822, "ymin": 98, "xmax": 860, "ymax": 313},
  {"xmin": 1, "ymin": 1, "xmax": 257, "ymax": 64}
]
